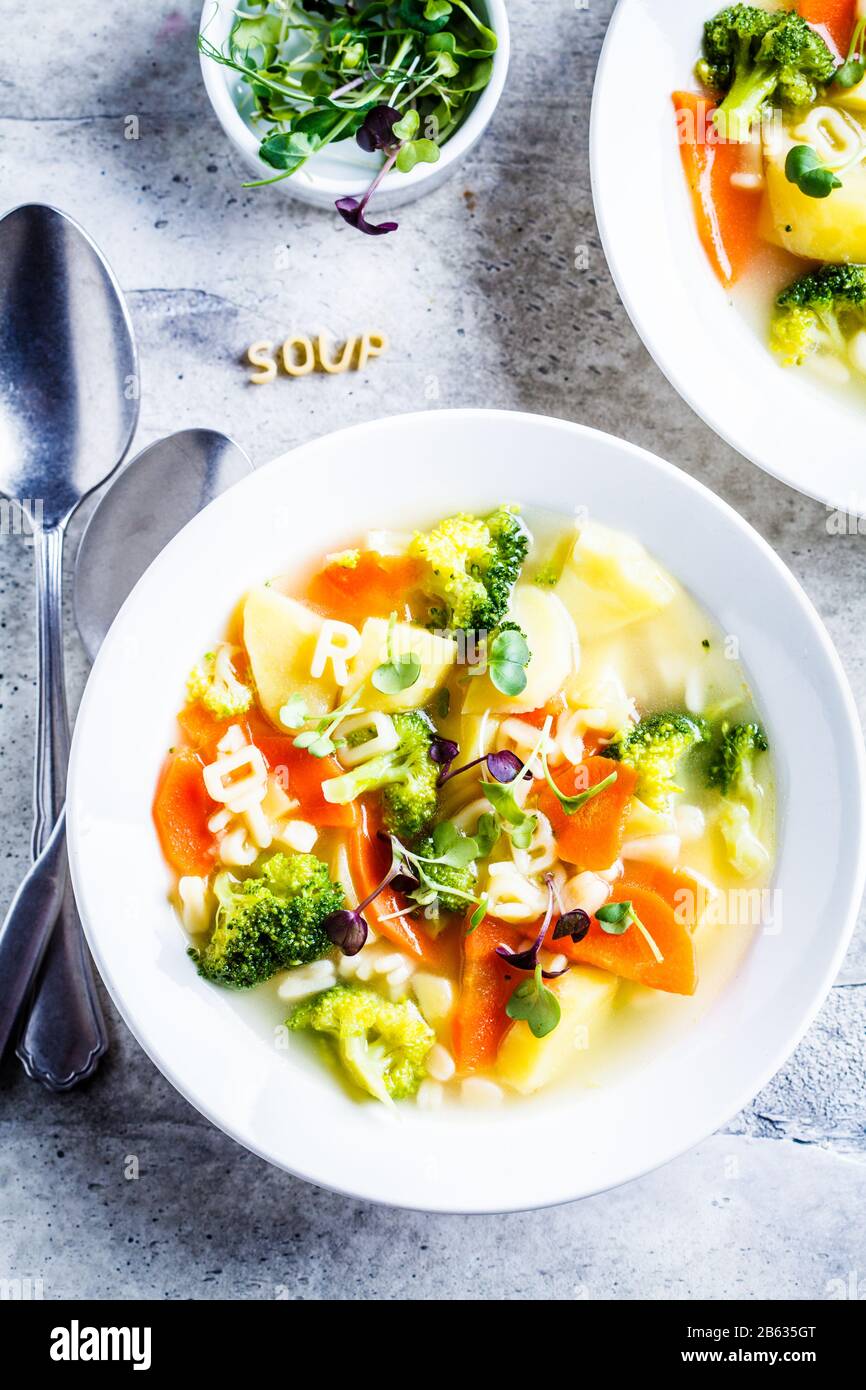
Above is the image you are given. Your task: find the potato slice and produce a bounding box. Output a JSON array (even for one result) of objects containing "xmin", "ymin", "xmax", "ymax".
[
  {"xmin": 763, "ymin": 112, "xmax": 866, "ymax": 262},
  {"xmin": 555, "ymin": 521, "xmax": 675, "ymax": 642},
  {"xmin": 834, "ymin": 76, "xmax": 866, "ymax": 113},
  {"xmin": 243, "ymin": 587, "xmax": 339, "ymax": 725},
  {"xmin": 462, "ymin": 585, "xmax": 579, "ymax": 715},
  {"xmin": 496, "ymin": 966, "xmax": 619, "ymax": 1095},
  {"xmin": 340, "ymin": 617, "xmax": 457, "ymax": 713}
]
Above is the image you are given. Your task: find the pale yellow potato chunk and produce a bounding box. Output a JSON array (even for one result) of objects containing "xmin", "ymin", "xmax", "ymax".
[
  {"xmin": 341, "ymin": 618, "xmax": 457, "ymax": 713},
  {"xmin": 834, "ymin": 76, "xmax": 866, "ymax": 113},
  {"xmin": 763, "ymin": 117, "xmax": 866, "ymax": 263},
  {"xmin": 243, "ymin": 586, "xmax": 339, "ymax": 725},
  {"xmin": 462, "ymin": 585, "xmax": 578, "ymax": 716},
  {"xmin": 496, "ymin": 966, "xmax": 619, "ymax": 1095},
  {"xmin": 555, "ymin": 521, "xmax": 675, "ymax": 642}
]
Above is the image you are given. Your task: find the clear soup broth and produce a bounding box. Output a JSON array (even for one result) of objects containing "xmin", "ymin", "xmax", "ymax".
[{"xmin": 154, "ymin": 505, "xmax": 775, "ymax": 1108}]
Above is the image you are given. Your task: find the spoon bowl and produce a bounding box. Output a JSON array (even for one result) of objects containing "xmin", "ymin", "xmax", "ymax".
[
  {"xmin": 0, "ymin": 204, "xmax": 138, "ymax": 526},
  {"xmin": 74, "ymin": 430, "xmax": 253, "ymax": 662}
]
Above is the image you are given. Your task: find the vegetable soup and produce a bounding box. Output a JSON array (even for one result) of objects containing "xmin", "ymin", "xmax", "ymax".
[
  {"xmin": 154, "ymin": 506, "xmax": 775, "ymax": 1107},
  {"xmin": 677, "ymin": 1, "xmax": 866, "ymax": 396}
]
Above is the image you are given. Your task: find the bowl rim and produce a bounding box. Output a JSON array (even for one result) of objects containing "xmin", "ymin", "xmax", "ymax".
[
  {"xmin": 66, "ymin": 409, "xmax": 866, "ymax": 1213},
  {"xmin": 590, "ymin": 0, "xmax": 866, "ymax": 518},
  {"xmin": 198, "ymin": 0, "xmax": 511, "ymax": 197}
]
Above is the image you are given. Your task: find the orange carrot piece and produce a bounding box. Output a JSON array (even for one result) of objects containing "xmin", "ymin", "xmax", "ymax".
[
  {"xmin": 513, "ymin": 695, "xmax": 568, "ymax": 729},
  {"xmin": 787, "ymin": 0, "xmax": 855, "ymax": 55},
  {"xmin": 153, "ymin": 749, "xmax": 218, "ymax": 877},
  {"xmin": 176, "ymin": 703, "xmax": 234, "ymax": 759},
  {"xmin": 255, "ymin": 735, "xmax": 359, "ymax": 830},
  {"xmin": 452, "ymin": 916, "xmax": 523, "ymax": 1074},
  {"xmin": 554, "ymin": 882, "xmax": 698, "ymax": 997},
  {"xmin": 619, "ymin": 860, "xmax": 708, "ymax": 932},
  {"xmin": 176, "ymin": 704, "xmax": 358, "ymax": 830},
  {"xmin": 307, "ymin": 552, "xmax": 424, "ymax": 625},
  {"xmin": 538, "ymin": 755, "xmax": 638, "ymax": 871},
  {"xmin": 347, "ymin": 802, "xmax": 457, "ymax": 969},
  {"xmin": 672, "ymin": 90, "xmax": 764, "ymax": 288}
]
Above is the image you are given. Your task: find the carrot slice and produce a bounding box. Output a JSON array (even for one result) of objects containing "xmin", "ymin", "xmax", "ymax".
[
  {"xmin": 672, "ymin": 90, "xmax": 764, "ymax": 288},
  {"xmin": 153, "ymin": 749, "xmax": 218, "ymax": 876},
  {"xmin": 513, "ymin": 695, "xmax": 568, "ymax": 729},
  {"xmin": 619, "ymin": 860, "xmax": 709, "ymax": 932},
  {"xmin": 452, "ymin": 916, "xmax": 523, "ymax": 1074},
  {"xmin": 347, "ymin": 802, "xmax": 457, "ymax": 969},
  {"xmin": 553, "ymin": 881, "xmax": 698, "ymax": 996},
  {"xmin": 538, "ymin": 755, "xmax": 637, "ymax": 871},
  {"xmin": 307, "ymin": 552, "xmax": 424, "ymax": 626},
  {"xmin": 178, "ymin": 704, "xmax": 358, "ymax": 830},
  {"xmin": 253, "ymin": 734, "xmax": 359, "ymax": 830},
  {"xmin": 786, "ymin": 0, "xmax": 855, "ymax": 55},
  {"xmin": 176, "ymin": 703, "xmax": 235, "ymax": 759}
]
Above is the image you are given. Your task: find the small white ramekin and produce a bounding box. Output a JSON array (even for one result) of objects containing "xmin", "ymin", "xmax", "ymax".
[{"xmin": 199, "ymin": 0, "xmax": 510, "ymax": 210}]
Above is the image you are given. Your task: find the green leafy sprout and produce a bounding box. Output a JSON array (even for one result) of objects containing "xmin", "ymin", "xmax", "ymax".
[
  {"xmin": 785, "ymin": 144, "xmax": 842, "ymax": 199},
  {"xmin": 372, "ymin": 612, "xmax": 422, "ymax": 695},
  {"xmin": 541, "ymin": 749, "xmax": 618, "ymax": 816},
  {"xmin": 834, "ymin": 12, "xmax": 866, "ymax": 88},
  {"xmin": 596, "ymin": 900, "xmax": 664, "ymax": 965},
  {"xmin": 292, "ymin": 689, "xmax": 364, "ymax": 758},
  {"xmin": 387, "ymin": 823, "xmax": 491, "ymax": 927},
  {"xmin": 487, "ymin": 622, "xmax": 531, "ymax": 697},
  {"xmin": 506, "ymin": 963, "xmax": 561, "ymax": 1040},
  {"xmin": 198, "ymin": 0, "xmax": 497, "ymax": 233},
  {"xmin": 482, "ymin": 781, "xmax": 537, "ymax": 851}
]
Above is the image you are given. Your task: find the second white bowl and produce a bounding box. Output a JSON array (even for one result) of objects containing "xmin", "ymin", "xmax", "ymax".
[{"xmin": 199, "ymin": 0, "xmax": 510, "ymax": 210}]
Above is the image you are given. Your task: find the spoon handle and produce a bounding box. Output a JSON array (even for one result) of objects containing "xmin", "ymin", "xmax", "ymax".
[
  {"xmin": 0, "ymin": 812, "xmax": 68, "ymax": 1061},
  {"xmin": 16, "ymin": 883, "xmax": 108, "ymax": 1090},
  {"xmin": 16, "ymin": 525, "xmax": 107, "ymax": 1088},
  {"xmin": 31, "ymin": 526, "xmax": 70, "ymax": 851}
]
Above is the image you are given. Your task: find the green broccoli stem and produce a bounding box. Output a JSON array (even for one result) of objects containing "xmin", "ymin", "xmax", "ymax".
[
  {"xmin": 715, "ymin": 65, "xmax": 779, "ymax": 142},
  {"xmin": 323, "ymin": 752, "xmax": 408, "ymax": 805}
]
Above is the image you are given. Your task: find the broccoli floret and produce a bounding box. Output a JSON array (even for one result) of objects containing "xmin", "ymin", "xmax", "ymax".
[
  {"xmin": 409, "ymin": 505, "xmax": 530, "ymax": 634},
  {"xmin": 321, "ymin": 711, "xmax": 439, "ymax": 840},
  {"xmin": 602, "ymin": 711, "xmax": 710, "ymax": 811},
  {"xmin": 708, "ymin": 721, "xmax": 769, "ymax": 801},
  {"xmin": 697, "ymin": 7, "xmax": 835, "ymax": 142},
  {"xmin": 187, "ymin": 642, "xmax": 253, "ymax": 718},
  {"xmin": 697, "ymin": 3, "xmax": 777, "ymax": 90},
  {"xmin": 288, "ymin": 984, "xmax": 435, "ymax": 1103},
  {"xmin": 190, "ymin": 852, "xmax": 342, "ymax": 989},
  {"xmin": 771, "ymin": 264, "xmax": 866, "ymax": 366},
  {"xmin": 707, "ymin": 722, "xmax": 770, "ymax": 877},
  {"xmin": 415, "ymin": 833, "xmax": 479, "ymax": 915}
]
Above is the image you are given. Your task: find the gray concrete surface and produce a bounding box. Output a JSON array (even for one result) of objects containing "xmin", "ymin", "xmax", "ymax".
[{"xmin": 0, "ymin": 0, "xmax": 863, "ymax": 1301}]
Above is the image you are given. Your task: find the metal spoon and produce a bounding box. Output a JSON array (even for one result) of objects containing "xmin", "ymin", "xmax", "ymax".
[
  {"xmin": 0, "ymin": 429, "xmax": 252, "ymax": 1074},
  {"xmin": 0, "ymin": 204, "xmax": 139, "ymax": 1087},
  {"xmin": 74, "ymin": 430, "xmax": 253, "ymax": 663}
]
